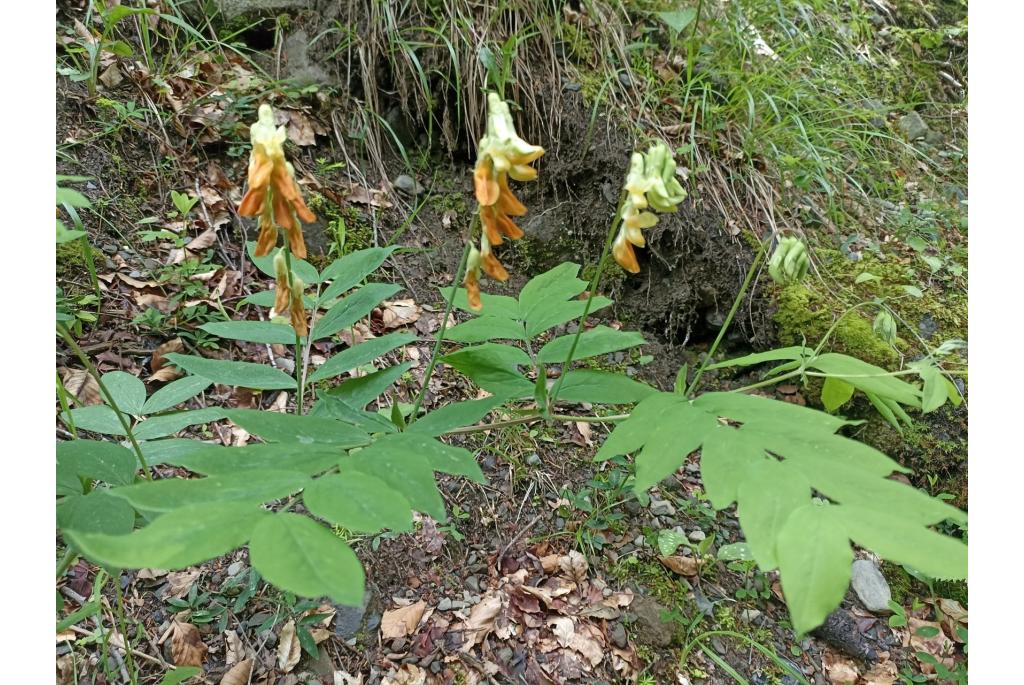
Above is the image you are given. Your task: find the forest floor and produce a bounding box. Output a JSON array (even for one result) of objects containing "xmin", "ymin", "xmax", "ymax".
[{"xmin": 56, "ymin": 1, "xmax": 968, "ymax": 684}]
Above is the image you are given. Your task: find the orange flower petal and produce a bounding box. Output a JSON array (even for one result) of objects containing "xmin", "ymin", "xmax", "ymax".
[
  {"xmin": 464, "ymin": 270, "xmax": 482, "ymax": 311},
  {"xmin": 290, "ymin": 305, "xmax": 308, "ymax": 337},
  {"xmin": 612, "ymin": 235, "xmax": 640, "ymax": 274},
  {"xmin": 287, "ymin": 226, "xmax": 307, "ymax": 260},
  {"xmin": 238, "ymin": 186, "xmax": 266, "ymax": 217},
  {"xmin": 507, "ymin": 164, "xmax": 537, "ymax": 182},
  {"xmin": 272, "ymin": 192, "xmax": 297, "ymax": 232},
  {"xmin": 271, "ymin": 164, "xmax": 316, "ymax": 223},
  {"xmin": 481, "ymin": 207, "xmax": 503, "ymax": 246},
  {"xmin": 273, "ymin": 284, "xmax": 290, "ymax": 315},
  {"xmin": 496, "ymin": 213, "xmax": 524, "ymax": 241},
  {"xmin": 482, "ymin": 252, "xmax": 509, "ymax": 281},
  {"xmin": 497, "ymin": 175, "xmax": 527, "ymax": 216},
  {"xmin": 248, "ymin": 155, "xmax": 273, "ymax": 189},
  {"xmin": 474, "ymin": 159, "xmax": 499, "ymax": 206},
  {"xmin": 255, "ymin": 222, "xmax": 279, "ymax": 257}
]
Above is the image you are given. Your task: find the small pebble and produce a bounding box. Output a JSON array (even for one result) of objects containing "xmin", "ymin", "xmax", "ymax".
[
  {"xmin": 465, "ymin": 575, "xmax": 481, "ymax": 593},
  {"xmin": 688, "ymin": 530, "xmax": 706, "ymax": 542},
  {"xmin": 525, "ymin": 453, "xmax": 541, "ymax": 466},
  {"xmin": 227, "ymin": 561, "xmax": 244, "ymax": 577},
  {"xmin": 437, "ymin": 597, "xmax": 453, "ymax": 611}
]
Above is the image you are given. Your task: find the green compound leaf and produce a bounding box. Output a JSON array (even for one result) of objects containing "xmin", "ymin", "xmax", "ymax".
[
  {"xmin": 225, "ymin": 410, "xmax": 370, "ymax": 447},
  {"xmin": 57, "ymin": 440, "xmax": 137, "ymax": 486},
  {"xmin": 101, "ymin": 371, "xmax": 147, "ymax": 415},
  {"xmin": 109, "ymin": 470, "xmax": 310, "ymax": 513},
  {"xmin": 67, "ymin": 501, "xmax": 265, "ymax": 569},
  {"xmin": 443, "ymin": 286, "xmax": 520, "ymax": 319},
  {"xmin": 58, "ymin": 490, "xmax": 136, "ymax": 536},
  {"xmin": 314, "ymin": 283, "xmax": 402, "ymax": 341},
  {"xmin": 140, "ymin": 376, "xmax": 212, "ymax": 415},
  {"xmin": 537, "ymin": 326, "xmax": 646, "ymax": 364},
  {"xmin": 62, "ymin": 405, "xmax": 125, "ymax": 436},
  {"xmin": 171, "ymin": 443, "xmax": 344, "ymax": 476},
  {"xmin": 554, "ymin": 370, "xmax": 657, "ymax": 405},
  {"xmin": 319, "ymin": 247, "xmax": 398, "ymax": 302},
  {"xmin": 439, "ymin": 344, "xmax": 533, "ymax": 398},
  {"xmin": 407, "ymin": 397, "xmax": 504, "ymax": 436},
  {"xmin": 309, "ymin": 332, "xmax": 416, "ymax": 382},
  {"xmin": 597, "ymin": 390, "xmax": 968, "ymax": 634},
  {"xmin": 247, "ymin": 242, "xmax": 319, "ymax": 284},
  {"xmin": 444, "ymin": 316, "xmax": 528, "ymax": 343},
  {"xmin": 133, "ymin": 408, "xmax": 227, "ymax": 440},
  {"xmin": 200, "ymin": 320, "xmax": 301, "ymax": 345},
  {"xmin": 777, "ymin": 504, "xmax": 853, "ymax": 636},
  {"xmin": 323, "ymin": 361, "xmax": 413, "ymax": 409},
  {"xmin": 821, "ymin": 376, "xmax": 855, "ymax": 413},
  {"xmin": 164, "ymin": 354, "xmax": 296, "ymax": 391},
  {"xmin": 249, "ymin": 513, "xmax": 365, "ymax": 605},
  {"xmin": 304, "ymin": 472, "xmax": 414, "ymax": 533},
  {"xmin": 344, "ymin": 433, "xmax": 484, "ymax": 521}
]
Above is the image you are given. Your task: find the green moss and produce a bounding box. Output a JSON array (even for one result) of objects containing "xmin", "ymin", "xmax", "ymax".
[
  {"xmin": 560, "ymin": 21, "xmax": 597, "ymax": 65},
  {"xmin": 609, "ymin": 556, "xmax": 693, "ymax": 610},
  {"xmin": 774, "ymin": 283, "xmax": 899, "ymax": 367},
  {"xmin": 933, "ymin": 579, "xmax": 968, "ymax": 607},
  {"xmin": 56, "ymin": 240, "xmax": 101, "ymax": 291},
  {"xmin": 306, "ymin": 193, "xmax": 374, "ymax": 268},
  {"xmin": 881, "ymin": 561, "xmax": 914, "ymax": 604}
]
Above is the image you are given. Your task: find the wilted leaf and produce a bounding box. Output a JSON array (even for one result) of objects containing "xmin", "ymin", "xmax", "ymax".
[
  {"xmin": 823, "ymin": 648, "xmax": 860, "ymax": 684},
  {"xmin": 223, "ymin": 629, "xmax": 245, "ymax": 666},
  {"xmin": 99, "ymin": 63, "xmax": 123, "ymax": 88},
  {"xmin": 382, "ymin": 664, "xmax": 427, "ymax": 685},
  {"xmin": 170, "ymin": 619, "xmax": 208, "ymax": 667},
  {"xmin": 381, "ymin": 600, "xmax": 427, "ymax": 639},
  {"xmin": 277, "ymin": 619, "xmax": 301, "ymax": 673},
  {"xmin": 164, "ymin": 569, "xmax": 200, "ymax": 600},
  {"xmin": 559, "ymin": 550, "xmax": 588, "ymax": 584},
  {"xmin": 861, "ymin": 659, "xmax": 898, "ymax": 685},
  {"xmin": 186, "ymin": 229, "xmax": 218, "ymax": 252},
  {"xmin": 379, "ymin": 299, "xmax": 421, "ymax": 329},
  {"xmin": 62, "ymin": 368, "xmax": 102, "ymax": 406},
  {"xmin": 151, "ymin": 339, "xmax": 184, "ymax": 373},
  {"xmin": 460, "ymin": 592, "xmax": 503, "ymax": 650},
  {"xmin": 908, "ymin": 617, "xmax": 956, "ymax": 674},
  {"xmin": 219, "ymin": 658, "xmax": 253, "ymax": 685},
  {"xmin": 659, "ymin": 555, "xmax": 699, "ymax": 577}
]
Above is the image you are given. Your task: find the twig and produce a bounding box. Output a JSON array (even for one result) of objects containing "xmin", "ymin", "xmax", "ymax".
[
  {"xmin": 68, "ymin": 625, "xmax": 171, "ymax": 669},
  {"xmin": 496, "ymin": 513, "xmax": 544, "ymax": 567}
]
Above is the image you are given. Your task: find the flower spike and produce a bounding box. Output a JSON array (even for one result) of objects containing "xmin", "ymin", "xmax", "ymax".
[{"xmin": 238, "ymin": 104, "xmax": 316, "ymax": 258}]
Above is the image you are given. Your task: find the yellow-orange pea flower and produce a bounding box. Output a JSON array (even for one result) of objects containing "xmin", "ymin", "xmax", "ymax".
[
  {"xmin": 463, "ymin": 244, "xmax": 483, "ymax": 312},
  {"xmin": 289, "ymin": 276, "xmax": 308, "ymax": 337},
  {"xmin": 238, "ymin": 104, "xmax": 316, "ymax": 259}
]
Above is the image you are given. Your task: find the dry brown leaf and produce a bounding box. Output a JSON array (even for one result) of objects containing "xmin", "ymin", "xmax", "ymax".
[
  {"xmin": 148, "ymin": 365, "xmax": 184, "ymax": 383},
  {"xmin": 223, "ymin": 629, "xmax": 245, "ymax": 666},
  {"xmin": 277, "ymin": 619, "xmax": 301, "ymax": 672},
  {"xmin": 136, "ymin": 292, "xmax": 172, "ymax": 313},
  {"xmin": 382, "ymin": 664, "xmax": 427, "ymax": 685},
  {"xmin": 99, "ymin": 63, "xmax": 123, "ymax": 88},
  {"xmin": 573, "ymin": 421, "xmax": 593, "ymax": 446},
  {"xmin": 61, "ymin": 368, "xmax": 102, "ymax": 406},
  {"xmin": 186, "ymin": 229, "xmax": 218, "ymax": 252},
  {"xmin": 381, "ymin": 600, "xmax": 427, "ymax": 639},
  {"xmin": 570, "ymin": 622, "xmax": 605, "ymax": 667},
  {"xmin": 137, "ymin": 568, "xmax": 169, "ymax": 580},
  {"xmin": 660, "ymin": 555, "xmax": 699, "ymax": 577},
  {"xmin": 152, "ymin": 338, "xmax": 184, "ymax": 372},
  {"xmin": 861, "ymin": 659, "xmax": 897, "ymax": 685},
  {"xmin": 822, "ymin": 648, "xmax": 860, "ymax": 684},
  {"xmin": 548, "ymin": 616, "xmax": 574, "ymax": 647},
  {"xmin": 937, "ymin": 597, "xmax": 968, "ymax": 624},
  {"xmin": 56, "ymin": 629, "xmax": 77, "ymax": 643},
  {"xmin": 380, "ymin": 299, "xmax": 421, "ymax": 329},
  {"xmin": 334, "ymin": 672, "xmax": 364, "ymax": 685},
  {"xmin": 908, "ymin": 617, "xmax": 956, "ymax": 674},
  {"xmin": 220, "ymin": 658, "xmax": 253, "ymax": 685},
  {"xmin": 165, "ymin": 569, "xmax": 200, "ymax": 600},
  {"xmin": 346, "ymin": 183, "xmax": 393, "ymax": 208},
  {"xmin": 170, "ymin": 619, "xmax": 208, "ymax": 667},
  {"xmin": 560, "ymin": 550, "xmax": 588, "ymax": 584},
  {"xmin": 115, "ymin": 273, "xmax": 160, "ymax": 289},
  {"xmin": 56, "ymin": 654, "xmax": 76, "ymax": 685},
  {"xmin": 460, "ymin": 592, "xmax": 503, "ymax": 650},
  {"xmin": 283, "ymin": 109, "xmax": 320, "ymax": 146}
]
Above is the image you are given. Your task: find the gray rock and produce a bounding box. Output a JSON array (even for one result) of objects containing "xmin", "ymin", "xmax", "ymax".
[
  {"xmin": 465, "ymin": 575, "xmax": 481, "ymax": 593},
  {"xmin": 227, "ymin": 561, "xmax": 244, "ymax": 577},
  {"xmin": 393, "ymin": 174, "xmax": 424, "ymax": 197},
  {"xmin": 525, "ymin": 453, "xmax": 542, "ymax": 466},
  {"xmin": 898, "ymin": 111, "xmax": 929, "ymax": 141},
  {"xmin": 610, "ymin": 622, "xmax": 628, "ymax": 649},
  {"xmin": 628, "ymin": 596, "xmax": 673, "ymax": 648},
  {"xmin": 437, "ymin": 597, "xmax": 454, "ymax": 611},
  {"xmin": 924, "ymin": 129, "xmax": 945, "ymax": 146},
  {"xmin": 918, "ymin": 313, "xmax": 940, "ymax": 340},
  {"xmin": 739, "ymin": 608, "xmax": 762, "ymax": 624},
  {"xmin": 688, "ymin": 530, "xmax": 706, "ymax": 543},
  {"xmin": 282, "ymin": 29, "xmax": 331, "ymax": 85},
  {"xmin": 649, "ymin": 498, "xmax": 675, "ymax": 517},
  {"xmin": 850, "ymin": 560, "xmax": 892, "ymax": 613},
  {"xmin": 334, "ymin": 590, "xmax": 375, "ymax": 638},
  {"xmin": 861, "ymin": 98, "xmax": 888, "ymax": 128},
  {"xmin": 214, "ymin": 0, "xmax": 312, "ymax": 21}
]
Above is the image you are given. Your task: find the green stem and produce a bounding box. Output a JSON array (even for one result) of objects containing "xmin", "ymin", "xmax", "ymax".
[
  {"xmin": 282, "ymin": 246, "xmax": 305, "ymax": 415},
  {"xmin": 685, "ymin": 240, "xmax": 766, "ymax": 396},
  {"xmin": 56, "ymin": 547, "xmax": 77, "ymax": 578},
  {"xmin": 57, "ymin": 323, "xmax": 153, "ymax": 480},
  {"xmin": 113, "ymin": 578, "xmax": 139, "ymax": 685},
  {"xmin": 408, "ymin": 239, "xmax": 474, "ymax": 423},
  {"xmin": 549, "ymin": 190, "xmax": 628, "ymax": 407},
  {"xmin": 440, "ymin": 410, "xmax": 631, "ymax": 436},
  {"xmin": 680, "ymin": 630, "xmax": 810, "ymax": 685},
  {"xmin": 686, "ymin": 0, "xmax": 706, "ymax": 81},
  {"xmin": 56, "ymin": 372, "xmax": 78, "ymax": 438}
]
